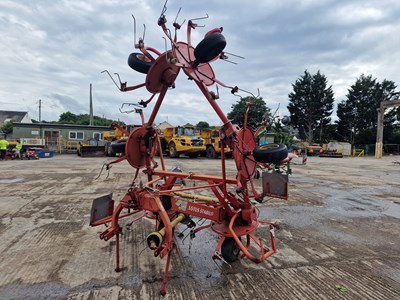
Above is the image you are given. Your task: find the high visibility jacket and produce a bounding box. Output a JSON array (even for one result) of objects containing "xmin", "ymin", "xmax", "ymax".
[
  {"xmin": 0, "ymin": 139, "xmax": 9, "ymax": 150},
  {"xmin": 16, "ymin": 141, "xmax": 23, "ymax": 149}
]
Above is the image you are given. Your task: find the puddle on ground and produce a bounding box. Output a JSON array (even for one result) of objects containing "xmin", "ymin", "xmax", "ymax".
[
  {"xmin": 382, "ymin": 201, "xmax": 400, "ymax": 218},
  {"xmin": 0, "ymin": 177, "xmax": 24, "ymax": 184},
  {"xmin": 259, "ymin": 176, "xmax": 400, "ymax": 227}
]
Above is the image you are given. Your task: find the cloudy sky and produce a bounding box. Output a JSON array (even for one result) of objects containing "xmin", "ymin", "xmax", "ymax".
[{"xmin": 1, "ymin": 0, "xmax": 399, "ymax": 126}]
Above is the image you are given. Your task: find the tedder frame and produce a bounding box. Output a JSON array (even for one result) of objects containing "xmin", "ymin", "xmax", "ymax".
[{"xmin": 90, "ymin": 1, "xmax": 290, "ymax": 295}]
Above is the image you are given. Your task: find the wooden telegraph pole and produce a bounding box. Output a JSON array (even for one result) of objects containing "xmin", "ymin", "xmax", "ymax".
[{"xmin": 89, "ymin": 83, "xmax": 94, "ymax": 126}]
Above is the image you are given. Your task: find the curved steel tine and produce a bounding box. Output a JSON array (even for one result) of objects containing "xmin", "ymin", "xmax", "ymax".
[
  {"xmin": 119, "ymin": 102, "xmax": 138, "ymax": 114},
  {"xmin": 271, "ymin": 104, "xmax": 280, "ymax": 119},
  {"xmin": 101, "ymin": 70, "xmax": 120, "ymax": 90},
  {"xmin": 131, "ymin": 14, "xmax": 136, "ymax": 47},
  {"xmin": 221, "ymin": 58, "xmax": 237, "ymax": 65},
  {"xmin": 114, "ymin": 73, "xmax": 122, "ymax": 85},
  {"xmin": 224, "ymin": 51, "xmax": 245, "ymax": 59},
  {"xmin": 94, "ymin": 163, "xmax": 106, "ymax": 180},
  {"xmin": 174, "ymin": 7, "xmax": 181, "ymax": 24},
  {"xmin": 190, "ymin": 13, "xmax": 209, "ymax": 22},
  {"xmin": 162, "ymin": 37, "xmax": 168, "ymax": 52},
  {"xmin": 238, "ymin": 87, "xmax": 257, "ymax": 99},
  {"xmin": 160, "ymin": 0, "xmax": 168, "ymax": 16}
]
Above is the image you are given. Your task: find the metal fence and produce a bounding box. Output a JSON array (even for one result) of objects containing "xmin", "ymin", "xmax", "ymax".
[{"xmin": 354, "ymin": 144, "xmax": 400, "ymax": 156}]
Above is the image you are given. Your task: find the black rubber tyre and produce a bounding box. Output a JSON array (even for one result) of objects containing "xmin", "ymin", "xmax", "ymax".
[
  {"xmin": 155, "ymin": 139, "xmax": 167, "ymax": 156},
  {"xmin": 253, "ymin": 169, "xmax": 261, "ymax": 179},
  {"xmin": 253, "ymin": 143, "xmax": 288, "ymax": 164},
  {"xmin": 110, "ymin": 140, "xmax": 126, "ymax": 155},
  {"xmin": 206, "ymin": 146, "xmax": 217, "ymax": 159},
  {"xmin": 188, "ymin": 152, "xmax": 199, "ymax": 158},
  {"xmin": 221, "ymin": 237, "xmax": 241, "ymax": 263},
  {"xmin": 292, "ymin": 145, "xmax": 301, "ymax": 151},
  {"xmin": 127, "ymin": 52, "xmax": 152, "ymax": 74},
  {"xmin": 107, "ymin": 143, "xmax": 116, "ymax": 157},
  {"xmin": 194, "ymin": 32, "xmax": 226, "ymax": 64},
  {"xmin": 281, "ymin": 115, "xmax": 291, "ymax": 126},
  {"xmin": 161, "ymin": 139, "xmax": 167, "ymax": 154},
  {"xmin": 224, "ymin": 152, "xmax": 233, "ymax": 159},
  {"xmin": 168, "ymin": 143, "xmax": 180, "ymax": 158},
  {"xmin": 105, "ymin": 143, "xmax": 109, "ymax": 157}
]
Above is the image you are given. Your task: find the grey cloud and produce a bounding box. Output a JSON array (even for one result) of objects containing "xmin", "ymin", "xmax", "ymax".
[{"xmin": 1, "ymin": 0, "xmax": 399, "ymax": 126}]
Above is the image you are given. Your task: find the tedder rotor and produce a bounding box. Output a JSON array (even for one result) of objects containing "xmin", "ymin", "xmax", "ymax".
[{"xmin": 90, "ymin": 1, "xmax": 290, "ymax": 295}]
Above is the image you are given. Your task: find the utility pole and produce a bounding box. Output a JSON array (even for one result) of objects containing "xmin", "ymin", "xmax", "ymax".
[
  {"xmin": 89, "ymin": 84, "xmax": 94, "ymax": 126},
  {"xmin": 39, "ymin": 99, "xmax": 42, "ymax": 122},
  {"xmin": 39, "ymin": 99, "xmax": 42, "ymax": 139}
]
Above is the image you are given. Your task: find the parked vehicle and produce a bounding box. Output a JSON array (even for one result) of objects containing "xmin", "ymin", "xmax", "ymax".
[
  {"xmin": 104, "ymin": 124, "xmax": 141, "ymax": 157},
  {"xmin": 159, "ymin": 126, "xmax": 205, "ymax": 158},
  {"xmin": 77, "ymin": 139, "xmax": 106, "ymax": 157},
  {"xmin": 24, "ymin": 148, "xmax": 40, "ymax": 160},
  {"xmin": 305, "ymin": 144, "xmax": 323, "ymax": 156},
  {"xmin": 200, "ymin": 129, "xmax": 232, "ymax": 158}
]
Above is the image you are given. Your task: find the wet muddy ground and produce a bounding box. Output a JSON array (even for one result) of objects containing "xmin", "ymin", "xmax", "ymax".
[{"xmin": 0, "ymin": 154, "xmax": 399, "ymax": 299}]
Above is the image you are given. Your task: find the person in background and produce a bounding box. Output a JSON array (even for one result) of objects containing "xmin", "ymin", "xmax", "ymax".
[
  {"xmin": 0, "ymin": 136, "xmax": 9, "ymax": 160},
  {"xmin": 15, "ymin": 139, "xmax": 23, "ymax": 159}
]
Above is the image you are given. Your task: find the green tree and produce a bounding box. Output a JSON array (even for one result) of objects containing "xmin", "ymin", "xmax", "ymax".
[
  {"xmin": 270, "ymin": 119, "xmax": 294, "ymax": 146},
  {"xmin": 287, "ymin": 70, "xmax": 334, "ymax": 143},
  {"xmin": 336, "ymin": 74, "xmax": 398, "ymax": 144},
  {"xmin": 1, "ymin": 122, "xmax": 13, "ymax": 135},
  {"xmin": 58, "ymin": 112, "xmax": 79, "ymax": 124},
  {"xmin": 195, "ymin": 121, "xmax": 210, "ymax": 131},
  {"xmin": 57, "ymin": 111, "xmax": 120, "ymax": 126},
  {"xmin": 227, "ymin": 96, "xmax": 270, "ymax": 129}
]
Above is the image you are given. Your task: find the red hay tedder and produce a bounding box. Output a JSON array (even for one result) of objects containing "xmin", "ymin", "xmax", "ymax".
[{"xmin": 90, "ymin": 1, "xmax": 291, "ymax": 295}]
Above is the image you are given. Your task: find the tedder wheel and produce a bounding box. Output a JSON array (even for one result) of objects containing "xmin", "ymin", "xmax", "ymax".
[
  {"xmin": 168, "ymin": 143, "xmax": 180, "ymax": 158},
  {"xmin": 110, "ymin": 141, "xmax": 126, "ymax": 155},
  {"xmin": 253, "ymin": 143, "xmax": 288, "ymax": 164},
  {"xmin": 127, "ymin": 52, "xmax": 152, "ymax": 74},
  {"xmin": 194, "ymin": 32, "xmax": 226, "ymax": 65},
  {"xmin": 206, "ymin": 145, "xmax": 217, "ymax": 159},
  {"xmin": 221, "ymin": 237, "xmax": 241, "ymax": 262}
]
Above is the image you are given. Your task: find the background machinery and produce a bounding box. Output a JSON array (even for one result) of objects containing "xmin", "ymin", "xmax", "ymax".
[
  {"xmin": 104, "ymin": 123, "xmax": 141, "ymax": 157},
  {"xmin": 159, "ymin": 125, "xmax": 205, "ymax": 158},
  {"xmin": 200, "ymin": 128, "xmax": 232, "ymax": 158}
]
